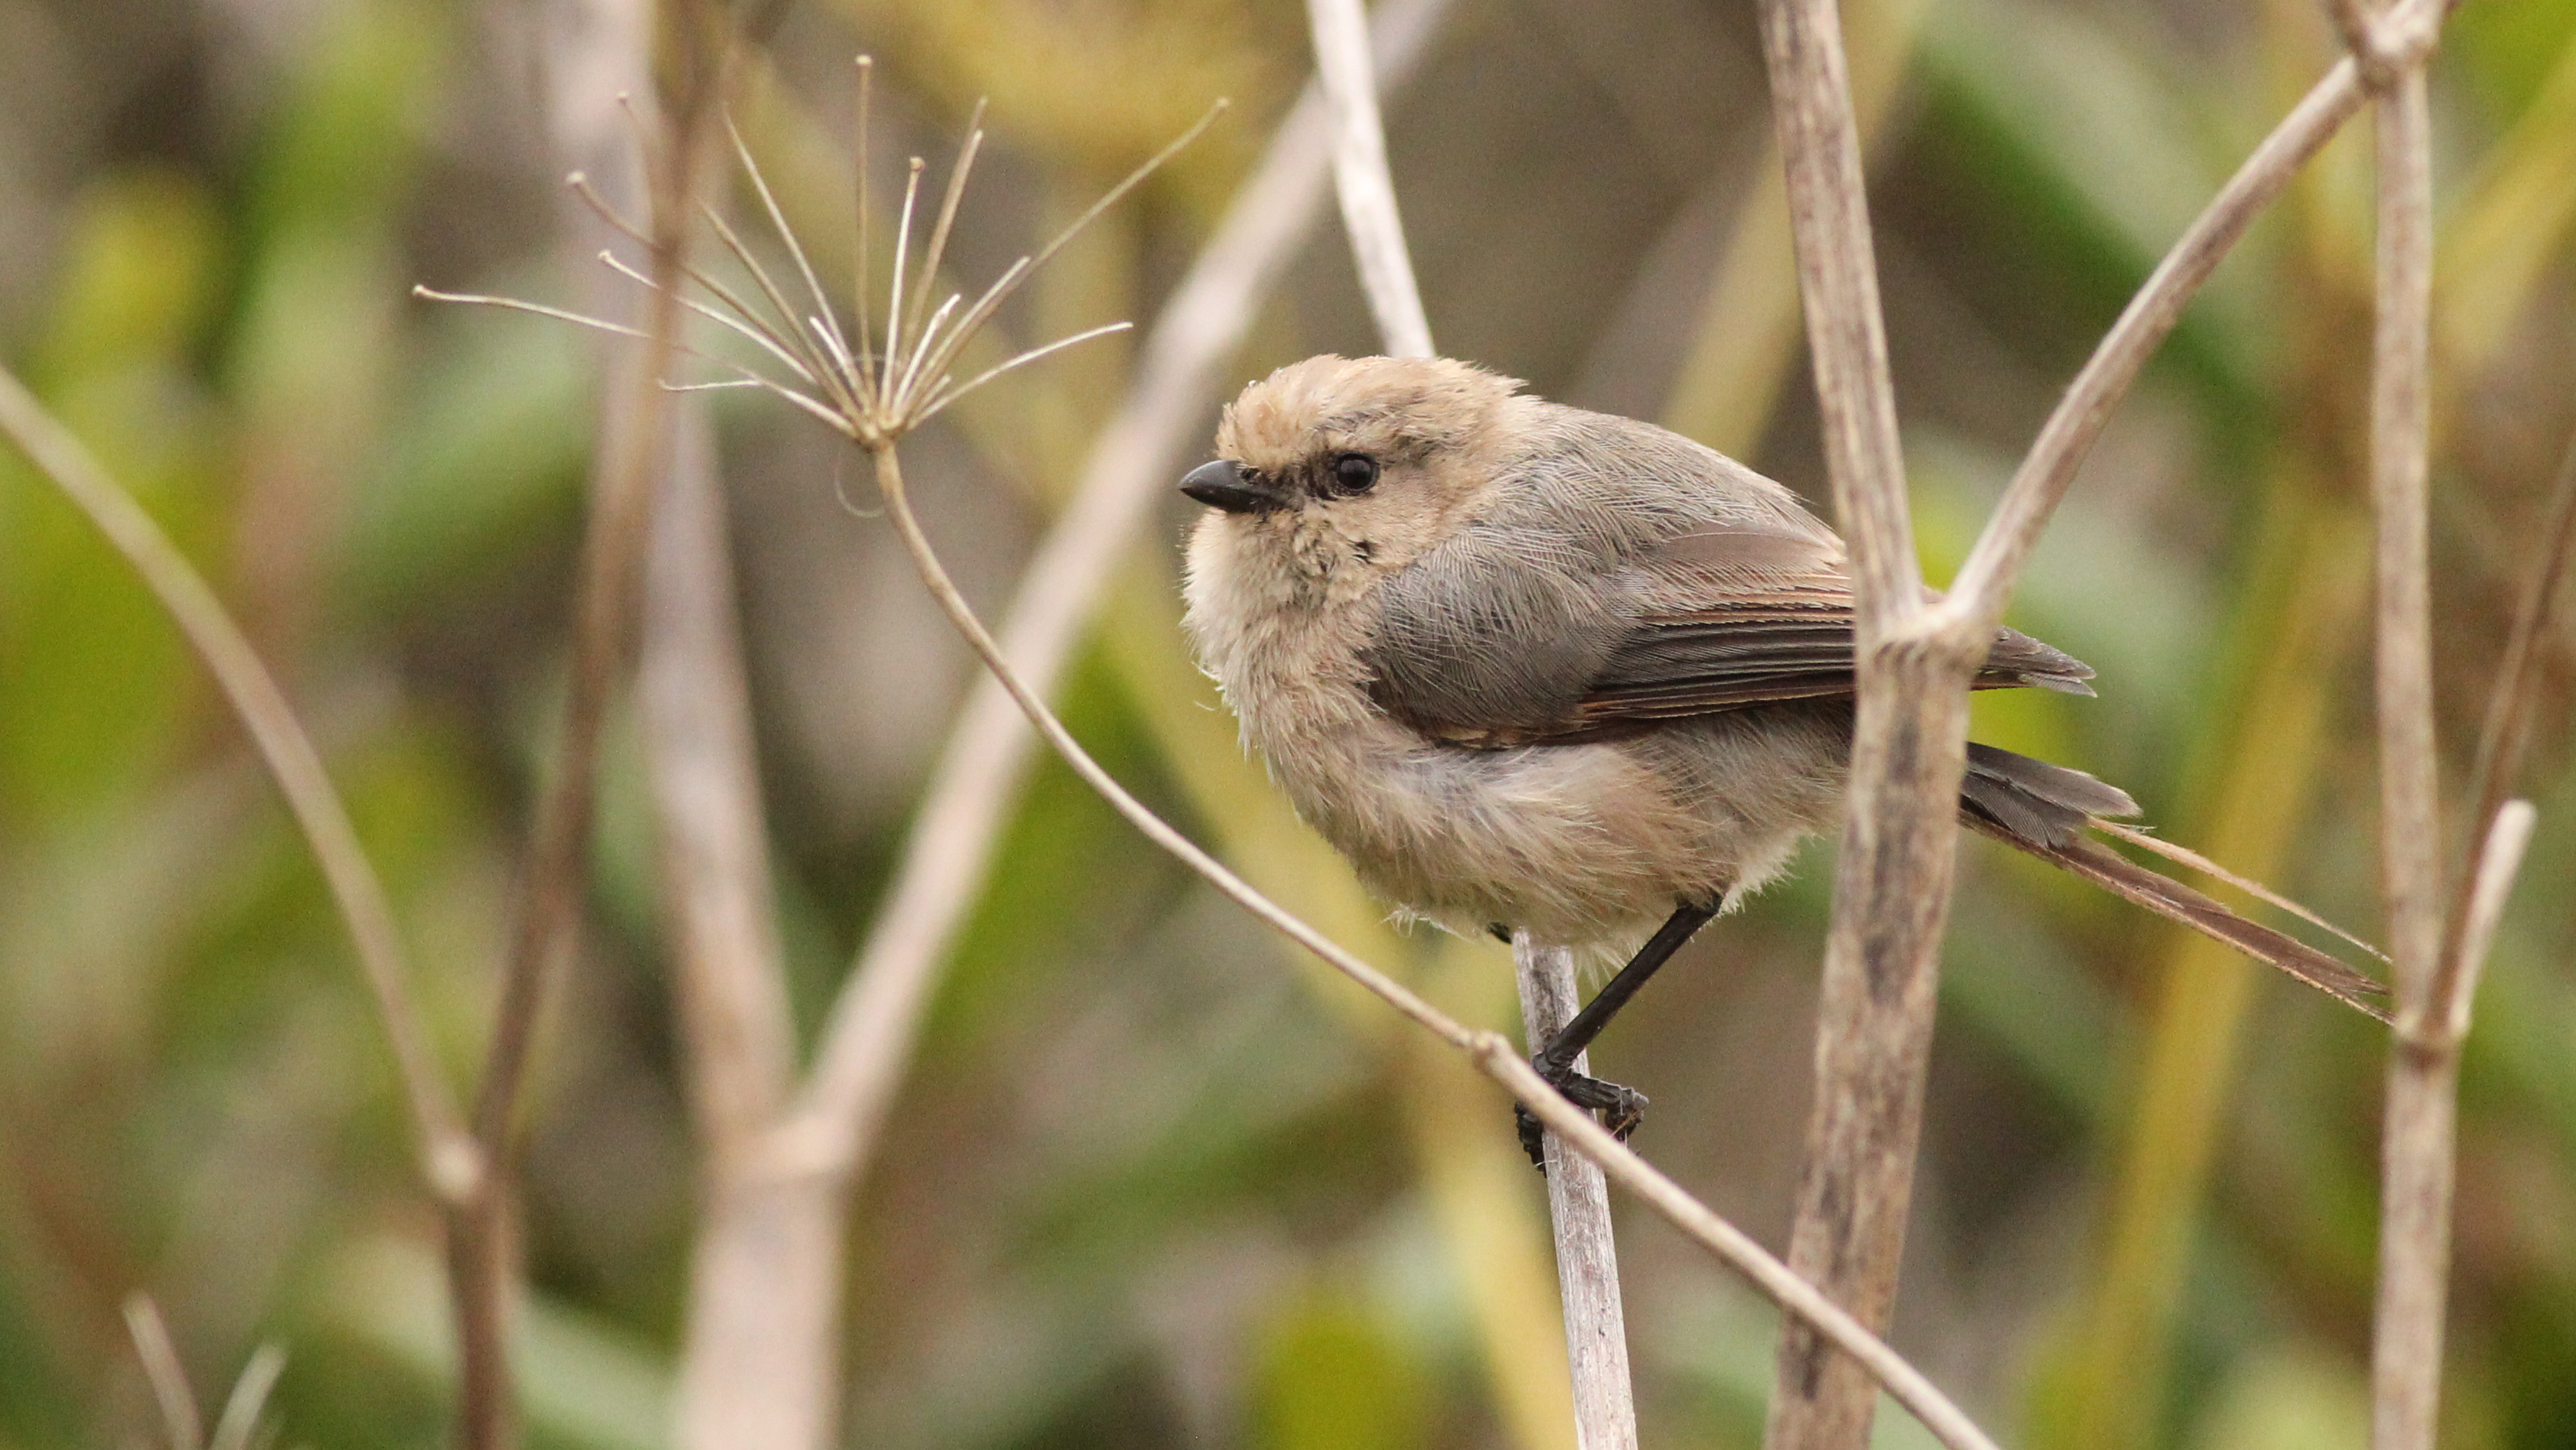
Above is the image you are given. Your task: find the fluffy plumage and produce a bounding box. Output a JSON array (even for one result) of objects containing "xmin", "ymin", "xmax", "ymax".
[{"xmin": 1181, "ymin": 355, "xmax": 2384, "ymax": 1015}]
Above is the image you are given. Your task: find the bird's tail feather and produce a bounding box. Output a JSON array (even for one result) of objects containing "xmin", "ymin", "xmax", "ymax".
[{"xmin": 1959, "ymin": 744, "xmax": 2390, "ymax": 1023}]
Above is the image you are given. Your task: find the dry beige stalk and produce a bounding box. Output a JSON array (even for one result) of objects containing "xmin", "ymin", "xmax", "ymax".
[
  {"xmin": 1515, "ymin": 939, "xmax": 1638, "ymax": 1450},
  {"xmin": 2359, "ymin": 16, "xmax": 2474, "ymax": 1448},
  {"xmin": 0, "ymin": 368, "xmax": 475, "ymax": 1203},
  {"xmin": 1746, "ymin": 0, "xmax": 2460, "ymax": 1441},
  {"xmin": 1747, "ymin": 0, "xmax": 1969, "ymax": 1441},
  {"xmin": 639, "ymin": 403, "xmax": 833, "ymax": 1450}
]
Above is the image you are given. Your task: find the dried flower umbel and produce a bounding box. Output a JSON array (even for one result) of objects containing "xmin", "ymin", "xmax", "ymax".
[{"xmin": 422, "ymin": 58, "xmax": 1221, "ymax": 453}]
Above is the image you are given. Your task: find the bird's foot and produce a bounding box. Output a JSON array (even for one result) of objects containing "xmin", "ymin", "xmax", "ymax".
[{"xmin": 1515, "ymin": 1058, "xmax": 1648, "ymax": 1169}]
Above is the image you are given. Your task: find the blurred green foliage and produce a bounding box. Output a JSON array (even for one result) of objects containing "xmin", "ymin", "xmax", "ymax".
[{"xmin": 1, "ymin": 1, "xmax": 2572, "ymax": 1450}]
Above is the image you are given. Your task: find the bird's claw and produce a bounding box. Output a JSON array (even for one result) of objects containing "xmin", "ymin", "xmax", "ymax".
[{"xmin": 1516, "ymin": 1056, "xmax": 1648, "ymax": 1170}]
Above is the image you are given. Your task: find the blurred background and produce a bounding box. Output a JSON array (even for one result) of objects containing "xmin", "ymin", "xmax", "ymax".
[{"xmin": 2, "ymin": 0, "xmax": 2574, "ymax": 1447}]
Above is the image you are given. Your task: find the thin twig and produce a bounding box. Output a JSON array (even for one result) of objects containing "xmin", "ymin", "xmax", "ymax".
[
  {"xmin": 2369, "ymin": 65, "xmax": 2445, "ymax": 1029},
  {"xmin": 1485, "ymin": 1051, "xmax": 2005, "ymax": 1450},
  {"xmin": 2370, "ymin": 801, "xmax": 2528, "ymax": 1450},
  {"xmin": 1944, "ymin": 0, "xmax": 2456, "ymax": 633},
  {"xmin": 467, "ymin": 247, "xmax": 696, "ymax": 1129},
  {"xmin": 206, "ymin": 1347, "xmax": 287, "ymax": 1450},
  {"xmin": 2450, "ymin": 432, "xmax": 2576, "ymax": 941},
  {"xmin": 645, "ymin": 403, "xmax": 790, "ymax": 1198},
  {"xmin": 1303, "ymin": 0, "xmax": 1434, "ymax": 359},
  {"xmin": 788, "ymin": 0, "xmax": 1458, "ymax": 1180},
  {"xmin": 124, "ymin": 1296, "xmax": 204, "ymax": 1450},
  {"xmin": 864, "ymin": 443, "xmax": 1466, "ymax": 1040},
  {"xmin": 0, "ymin": 368, "xmax": 479, "ymax": 1202},
  {"xmin": 2441, "ymin": 802, "xmax": 2535, "ymax": 1037}
]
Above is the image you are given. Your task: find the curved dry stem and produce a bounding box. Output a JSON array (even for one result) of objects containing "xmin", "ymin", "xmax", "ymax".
[
  {"xmin": 860, "ymin": 439, "xmax": 2002, "ymax": 1450},
  {"xmin": 124, "ymin": 1296, "xmax": 203, "ymax": 1450},
  {"xmin": 1946, "ymin": 0, "xmax": 2460, "ymax": 631},
  {"xmin": 207, "ymin": 1347, "xmax": 287, "ymax": 1450},
  {"xmin": 0, "ymin": 364, "xmax": 478, "ymax": 1202},
  {"xmin": 863, "ymin": 446, "xmax": 1465, "ymax": 1045},
  {"xmin": 2440, "ymin": 802, "xmax": 2534, "ymax": 1039}
]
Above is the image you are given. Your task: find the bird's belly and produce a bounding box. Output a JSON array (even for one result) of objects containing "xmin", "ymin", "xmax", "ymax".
[{"xmin": 1264, "ymin": 712, "xmax": 1827, "ymax": 950}]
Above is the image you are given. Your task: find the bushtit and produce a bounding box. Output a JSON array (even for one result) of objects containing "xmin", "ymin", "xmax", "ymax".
[{"xmin": 1179, "ymin": 355, "xmax": 2381, "ymax": 1155}]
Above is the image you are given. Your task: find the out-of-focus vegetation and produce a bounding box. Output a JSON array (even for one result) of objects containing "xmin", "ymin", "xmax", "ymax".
[{"xmin": 1, "ymin": 1, "xmax": 2572, "ymax": 1449}]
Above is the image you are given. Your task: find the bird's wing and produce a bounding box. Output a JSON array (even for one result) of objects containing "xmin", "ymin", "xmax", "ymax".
[
  {"xmin": 1567, "ymin": 526, "xmax": 2095, "ymax": 731},
  {"xmin": 1359, "ymin": 406, "xmax": 2092, "ymax": 744},
  {"xmin": 1359, "ymin": 518, "xmax": 1633, "ymax": 744}
]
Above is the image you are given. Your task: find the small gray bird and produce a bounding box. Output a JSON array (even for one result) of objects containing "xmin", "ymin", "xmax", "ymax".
[{"xmin": 1179, "ymin": 355, "xmax": 2380, "ymax": 1155}]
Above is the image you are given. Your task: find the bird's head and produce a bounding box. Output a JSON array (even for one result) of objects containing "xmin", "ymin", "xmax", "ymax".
[{"xmin": 1181, "ymin": 355, "xmax": 1522, "ymax": 595}]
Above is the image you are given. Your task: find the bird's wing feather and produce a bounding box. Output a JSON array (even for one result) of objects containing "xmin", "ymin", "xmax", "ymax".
[
  {"xmin": 1571, "ymin": 527, "xmax": 2094, "ymax": 730},
  {"xmin": 1359, "ymin": 407, "xmax": 2092, "ymax": 743}
]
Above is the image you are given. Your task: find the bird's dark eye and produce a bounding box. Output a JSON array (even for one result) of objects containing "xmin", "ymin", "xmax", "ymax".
[{"xmin": 1328, "ymin": 452, "xmax": 1380, "ymax": 496}]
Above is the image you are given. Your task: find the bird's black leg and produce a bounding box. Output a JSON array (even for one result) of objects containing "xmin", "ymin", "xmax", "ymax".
[{"xmin": 1517, "ymin": 900, "xmax": 1720, "ymax": 1166}]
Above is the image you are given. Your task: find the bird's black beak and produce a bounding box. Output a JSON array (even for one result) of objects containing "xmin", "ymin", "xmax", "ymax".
[{"xmin": 1180, "ymin": 459, "xmax": 1287, "ymax": 514}]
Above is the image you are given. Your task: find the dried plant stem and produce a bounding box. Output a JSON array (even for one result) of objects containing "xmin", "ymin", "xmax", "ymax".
[
  {"xmin": 788, "ymin": 0, "xmax": 1456, "ymax": 1183},
  {"xmin": 1518, "ymin": 929, "xmax": 1637, "ymax": 1446},
  {"xmin": 639, "ymin": 402, "xmax": 830, "ymax": 1450},
  {"xmin": 453, "ymin": 12, "xmax": 731, "ymax": 1448},
  {"xmin": 1661, "ymin": 0, "xmax": 1926, "ymax": 458},
  {"xmin": 866, "ymin": 443, "xmax": 1463, "ymax": 1040},
  {"xmin": 862, "ymin": 438, "xmax": 2001, "ymax": 1450},
  {"xmin": 1487, "ymin": 1049, "xmax": 2005, "ymax": 1450},
  {"xmin": 0, "ymin": 366, "xmax": 477, "ymax": 1202},
  {"xmin": 126, "ymin": 1296, "xmax": 204, "ymax": 1450},
  {"xmin": 2362, "ymin": 45, "xmax": 2453, "ymax": 1450},
  {"xmin": 2369, "ymin": 65, "xmax": 2440, "ymax": 1049},
  {"xmin": 1742, "ymin": 0, "xmax": 2463, "ymax": 1437},
  {"xmin": 1515, "ymin": 940, "xmax": 1638, "ymax": 1450},
  {"xmin": 1944, "ymin": 0, "xmax": 2460, "ymax": 629},
  {"xmin": 1304, "ymin": 0, "xmax": 1433, "ymax": 359},
  {"xmin": 1749, "ymin": 0, "xmax": 1975, "ymax": 1440},
  {"xmin": 2373, "ymin": 803, "xmax": 2531, "ymax": 1450},
  {"xmin": 123, "ymin": 1295, "xmax": 288, "ymax": 1450}
]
